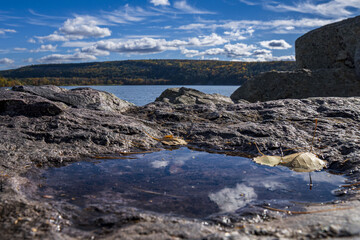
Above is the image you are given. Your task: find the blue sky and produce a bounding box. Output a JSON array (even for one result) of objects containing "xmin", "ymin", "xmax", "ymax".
[{"xmin": 0, "ymin": 0, "xmax": 359, "ymax": 70}]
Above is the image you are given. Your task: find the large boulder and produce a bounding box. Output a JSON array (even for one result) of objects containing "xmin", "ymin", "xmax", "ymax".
[
  {"xmin": 156, "ymin": 87, "xmax": 233, "ymax": 105},
  {"xmin": 296, "ymin": 15, "xmax": 360, "ymax": 71},
  {"xmin": 12, "ymin": 85, "xmax": 134, "ymax": 112},
  {"xmin": 231, "ymin": 68, "xmax": 359, "ymax": 102},
  {"xmin": 231, "ymin": 16, "xmax": 360, "ymax": 103}
]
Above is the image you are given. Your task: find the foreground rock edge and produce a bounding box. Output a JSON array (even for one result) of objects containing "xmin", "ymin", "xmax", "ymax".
[{"xmin": 0, "ymin": 86, "xmax": 359, "ymax": 239}]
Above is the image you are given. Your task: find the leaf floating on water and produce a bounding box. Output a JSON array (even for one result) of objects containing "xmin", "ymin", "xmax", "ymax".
[
  {"xmin": 252, "ymin": 152, "xmax": 327, "ymax": 172},
  {"xmin": 281, "ymin": 152, "xmax": 327, "ymax": 172},
  {"xmin": 253, "ymin": 155, "xmax": 282, "ymax": 167}
]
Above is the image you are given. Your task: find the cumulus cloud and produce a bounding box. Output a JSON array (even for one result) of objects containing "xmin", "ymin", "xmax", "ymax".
[
  {"xmin": 259, "ymin": 39, "xmax": 292, "ymax": 50},
  {"xmin": 209, "ymin": 184, "xmax": 257, "ymax": 212},
  {"xmin": 59, "ymin": 16, "xmax": 111, "ymax": 38},
  {"xmin": 81, "ymin": 45, "xmax": 110, "ymax": 56},
  {"xmin": 174, "ymin": 0, "xmax": 215, "ymax": 14},
  {"xmin": 36, "ymin": 16, "xmax": 111, "ymax": 42},
  {"xmin": 30, "ymin": 44, "xmax": 57, "ymax": 52},
  {"xmin": 267, "ymin": 0, "xmax": 360, "ymax": 18},
  {"xmin": 150, "ymin": 0, "xmax": 170, "ymax": 6},
  {"xmin": 188, "ymin": 33, "xmax": 228, "ymax": 46},
  {"xmin": 0, "ymin": 58, "xmax": 14, "ymax": 65},
  {"xmin": 0, "ymin": 28, "xmax": 16, "ymax": 35},
  {"xmin": 38, "ymin": 52, "xmax": 96, "ymax": 63},
  {"xmin": 224, "ymin": 27, "xmax": 254, "ymax": 40},
  {"xmin": 91, "ymin": 38, "xmax": 185, "ymax": 54},
  {"xmin": 181, "ymin": 43, "xmax": 256, "ymax": 58},
  {"xmin": 81, "ymin": 33, "xmax": 227, "ymax": 55}
]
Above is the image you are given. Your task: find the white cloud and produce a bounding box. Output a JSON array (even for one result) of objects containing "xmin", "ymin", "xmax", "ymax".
[
  {"xmin": 259, "ymin": 39, "xmax": 292, "ymax": 50},
  {"xmin": 38, "ymin": 52, "xmax": 96, "ymax": 63},
  {"xmin": 180, "ymin": 47, "xmax": 200, "ymax": 57},
  {"xmin": 83, "ymin": 33, "xmax": 227, "ymax": 55},
  {"xmin": 30, "ymin": 44, "xmax": 57, "ymax": 53},
  {"xmin": 178, "ymin": 18, "xmax": 342, "ymax": 34},
  {"xmin": 0, "ymin": 28, "xmax": 16, "ymax": 35},
  {"xmin": 59, "ymin": 16, "xmax": 111, "ymax": 39},
  {"xmin": 182, "ymin": 43, "xmax": 256, "ymax": 58},
  {"xmin": 28, "ymin": 38, "xmax": 36, "ymax": 44},
  {"xmin": 23, "ymin": 58, "xmax": 33, "ymax": 63},
  {"xmin": 36, "ymin": 16, "xmax": 111, "ymax": 42},
  {"xmin": 267, "ymin": 0, "xmax": 360, "ymax": 18},
  {"xmin": 150, "ymin": 0, "xmax": 170, "ymax": 6},
  {"xmin": 36, "ymin": 33, "xmax": 69, "ymax": 42},
  {"xmin": 0, "ymin": 58, "xmax": 14, "ymax": 65},
  {"xmin": 151, "ymin": 160, "xmax": 169, "ymax": 168},
  {"xmin": 224, "ymin": 27, "xmax": 254, "ymax": 40},
  {"xmin": 188, "ymin": 33, "xmax": 228, "ymax": 46},
  {"xmin": 174, "ymin": 0, "xmax": 215, "ymax": 14},
  {"xmin": 92, "ymin": 38, "xmax": 185, "ymax": 54},
  {"xmin": 14, "ymin": 47, "xmax": 27, "ymax": 51},
  {"xmin": 209, "ymin": 184, "xmax": 257, "ymax": 212},
  {"xmin": 224, "ymin": 43, "xmax": 256, "ymax": 57},
  {"xmin": 81, "ymin": 45, "xmax": 110, "ymax": 56},
  {"xmin": 104, "ymin": 4, "xmax": 158, "ymax": 24},
  {"xmin": 178, "ymin": 23, "xmax": 207, "ymax": 30},
  {"xmin": 240, "ymin": 54, "xmax": 296, "ymax": 62},
  {"xmin": 62, "ymin": 41, "xmax": 96, "ymax": 48}
]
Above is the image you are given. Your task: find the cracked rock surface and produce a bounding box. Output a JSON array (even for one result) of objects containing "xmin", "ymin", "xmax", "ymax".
[{"xmin": 0, "ymin": 85, "xmax": 359, "ymax": 239}]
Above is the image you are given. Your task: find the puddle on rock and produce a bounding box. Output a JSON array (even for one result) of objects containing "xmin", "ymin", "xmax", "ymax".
[{"xmin": 28, "ymin": 148, "xmax": 345, "ymax": 218}]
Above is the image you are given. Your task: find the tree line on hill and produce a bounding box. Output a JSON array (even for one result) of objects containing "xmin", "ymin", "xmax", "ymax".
[{"xmin": 0, "ymin": 59, "xmax": 296, "ymax": 87}]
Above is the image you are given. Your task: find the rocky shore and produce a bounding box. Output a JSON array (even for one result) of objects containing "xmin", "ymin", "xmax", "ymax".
[
  {"xmin": 1, "ymin": 16, "xmax": 360, "ymax": 239},
  {"xmin": 0, "ymin": 85, "xmax": 359, "ymax": 239}
]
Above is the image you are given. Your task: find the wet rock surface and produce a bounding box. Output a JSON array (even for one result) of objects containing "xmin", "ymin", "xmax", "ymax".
[
  {"xmin": 231, "ymin": 16, "xmax": 360, "ymax": 103},
  {"xmin": 0, "ymin": 85, "xmax": 360, "ymax": 239}
]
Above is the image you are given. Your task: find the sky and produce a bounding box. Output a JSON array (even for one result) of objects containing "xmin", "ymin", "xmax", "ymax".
[{"xmin": 0, "ymin": 0, "xmax": 360, "ymax": 70}]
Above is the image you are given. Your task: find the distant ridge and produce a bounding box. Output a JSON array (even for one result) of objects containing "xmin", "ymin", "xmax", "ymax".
[{"xmin": 0, "ymin": 59, "xmax": 295, "ymax": 87}]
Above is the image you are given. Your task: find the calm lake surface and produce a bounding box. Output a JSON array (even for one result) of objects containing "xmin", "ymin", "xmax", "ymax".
[{"xmin": 63, "ymin": 85, "xmax": 239, "ymax": 106}]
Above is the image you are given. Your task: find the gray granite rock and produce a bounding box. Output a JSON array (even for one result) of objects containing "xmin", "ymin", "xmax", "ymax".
[
  {"xmin": 1, "ymin": 86, "xmax": 360, "ymax": 239},
  {"xmin": 231, "ymin": 68, "xmax": 360, "ymax": 102},
  {"xmin": 231, "ymin": 16, "xmax": 360, "ymax": 103},
  {"xmin": 155, "ymin": 87, "xmax": 233, "ymax": 105},
  {"xmin": 296, "ymin": 15, "xmax": 360, "ymax": 70},
  {"xmin": 12, "ymin": 85, "xmax": 134, "ymax": 112}
]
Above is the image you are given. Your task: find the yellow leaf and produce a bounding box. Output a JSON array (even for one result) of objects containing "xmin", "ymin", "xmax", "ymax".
[
  {"xmin": 281, "ymin": 152, "xmax": 327, "ymax": 172},
  {"xmin": 253, "ymin": 155, "xmax": 282, "ymax": 167}
]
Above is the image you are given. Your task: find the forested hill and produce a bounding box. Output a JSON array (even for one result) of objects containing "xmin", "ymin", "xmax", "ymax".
[{"xmin": 0, "ymin": 59, "xmax": 296, "ymax": 87}]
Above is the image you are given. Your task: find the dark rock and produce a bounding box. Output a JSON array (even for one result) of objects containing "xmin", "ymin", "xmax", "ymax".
[
  {"xmin": 156, "ymin": 87, "xmax": 233, "ymax": 105},
  {"xmin": 231, "ymin": 16, "xmax": 360, "ymax": 102},
  {"xmin": 0, "ymin": 89, "xmax": 65, "ymax": 117},
  {"xmin": 13, "ymin": 85, "xmax": 134, "ymax": 112},
  {"xmin": 231, "ymin": 68, "xmax": 360, "ymax": 102},
  {"xmin": 296, "ymin": 15, "xmax": 360, "ymax": 70},
  {"xmin": 1, "ymin": 86, "xmax": 360, "ymax": 239}
]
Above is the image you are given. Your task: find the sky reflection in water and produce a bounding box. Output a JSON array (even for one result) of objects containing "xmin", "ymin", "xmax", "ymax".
[{"xmin": 37, "ymin": 148, "xmax": 345, "ymax": 218}]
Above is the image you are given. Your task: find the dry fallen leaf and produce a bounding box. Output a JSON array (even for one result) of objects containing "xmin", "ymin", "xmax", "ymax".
[
  {"xmin": 253, "ymin": 155, "xmax": 282, "ymax": 167},
  {"xmin": 144, "ymin": 131, "xmax": 187, "ymax": 146},
  {"xmin": 281, "ymin": 152, "xmax": 327, "ymax": 172}
]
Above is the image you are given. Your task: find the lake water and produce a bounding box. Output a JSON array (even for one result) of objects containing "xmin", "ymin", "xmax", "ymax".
[
  {"xmin": 32, "ymin": 148, "xmax": 345, "ymax": 219},
  {"xmin": 63, "ymin": 85, "xmax": 239, "ymax": 106}
]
